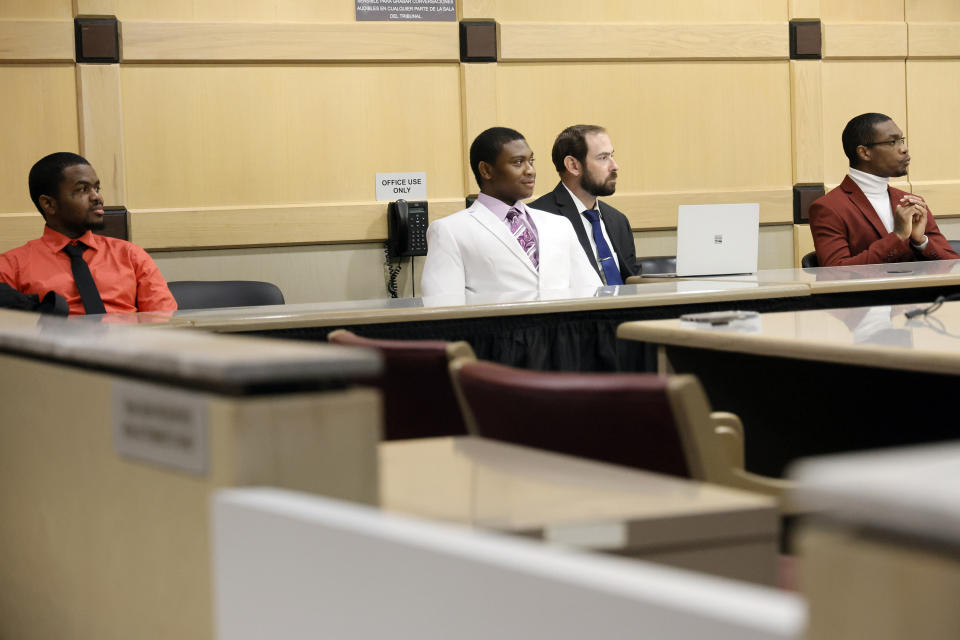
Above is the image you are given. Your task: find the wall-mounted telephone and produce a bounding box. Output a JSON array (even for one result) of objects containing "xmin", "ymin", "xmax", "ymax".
[{"xmin": 387, "ymin": 199, "xmax": 428, "ymax": 258}]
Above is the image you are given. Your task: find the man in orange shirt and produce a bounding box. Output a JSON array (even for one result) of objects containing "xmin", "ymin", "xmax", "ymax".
[{"xmin": 0, "ymin": 152, "xmax": 177, "ymax": 315}]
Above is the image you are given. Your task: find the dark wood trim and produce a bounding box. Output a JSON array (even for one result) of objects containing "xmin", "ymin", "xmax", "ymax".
[
  {"xmin": 790, "ymin": 20, "xmax": 821, "ymax": 60},
  {"xmin": 793, "ymin": 183, "xmax": 825, "ymax": 223},
  {"xmin": 75, "ymin": 16, "xmax": 120, "ymax": 63},
  {"xmin": 459, "ymin": 20, "xmax": 497, "ymax": 62}
]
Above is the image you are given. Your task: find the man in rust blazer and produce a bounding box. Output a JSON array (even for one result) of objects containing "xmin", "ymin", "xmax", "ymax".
[{"xmin": 810, "ymin": 112, "xmax": 958, "ymax": 266}]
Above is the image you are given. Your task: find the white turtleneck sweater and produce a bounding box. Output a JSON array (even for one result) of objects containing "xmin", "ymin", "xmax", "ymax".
[{"xmin": 847, "ymin": 167, "xmax": 894, "ymax": 233}]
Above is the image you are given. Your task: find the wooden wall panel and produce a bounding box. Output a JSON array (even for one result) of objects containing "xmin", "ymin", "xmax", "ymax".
[
  {"xmin": 0, "ymin": 1, "xmax": 72, "ymax": 20},
  {"xmin": 466, "ymin": 1, "xmax": 786, "ymax": 22},
  {"xmin": 0, "ymin": 65, "xmax": 79, "ymax": 215},
  {"xmin": 0, "ymin": 21, "xmax": 74, "ymax": 61},
  {"xmin": 130, "ymin": 200, "xmax": 465, "ymax": 250},
  {"xmin": 77, "ymin": 64, "xmax": 125, "ymax": 206},
  {"xmin": 906, "ymin": 0, "xmax": 960, "ymax": 22},
  {"xmin": 906, "ymin": 60, "xmax": 960, "ymax": 216},
  {"xmin": 121, "ymin": 22, "xmax": 459, "ymax": 62},
  {"xmin": 121, "ymin": 64, "xmax": 463, "ymax": 209},
  {"xmin": 820, "ymin": 61, "xmax": 907, "ymax": 185},
  {"xmin": 459, "ymin": 63, "xmax": 498, "ymax": 192},
  {"xmin": 494, "ymin": 61, "xmax": 793, "ymax": 227},
  {"xmin": 909, "ymin": 24, "xmax": 960, "ymax": 58},
  {"xmin": 789, "ymin": 0, "xmax": 821, "ymax": 20},
  {"xmin": 822, "ymin": 23, "xmax": 907, "ymax": 59},
  {"xmin": 115, "ymin": 0, "xmax": 356, "ymax": 21},
  {"xmin": 499, "ymin": 24, "xmax": 786, "ymax": 62},
  {"xmin": 791, "ymin": 60, "xmax": 824, "ymax": 184},
  {"xmin": 820, "ymin": 0, "xmax": 903, "ymax": 22}
]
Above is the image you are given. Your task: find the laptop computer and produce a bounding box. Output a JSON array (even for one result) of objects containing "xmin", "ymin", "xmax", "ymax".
[{"xmin": 670, "ymin": 203, "xmax": 760, "ymax": 277}]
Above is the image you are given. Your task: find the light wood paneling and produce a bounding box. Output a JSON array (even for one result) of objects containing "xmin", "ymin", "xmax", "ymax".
[
  {"xmin": 459, "ymin": 0, "xmax": 495, "ymax": 20},
  {"xmin": 459, "ymin": 63, "xmax": 498, "ymax": 191},
  {"xmin": 820, "ymin": 61, "xmax": 906, "ymax": 184},
  {"xmin": 116, "ymin": 0, "xmax": 357, "ymax": 21},
  {"xmin": 906, "ymin": 61, "xmax": 960, "ymax": 182},
  {"xmin": 74, "ymin": 0, "xmax": 118, "ymax": 15},
  {"xmin": 498, "ymin": 62, "xmax": 791, "ymax": 196},
  {"xmin": 821, "ymin": 0, "xmax": 904, "ymax": 22},
  {"xmin": 131, "ymin": 200, "xmax": 465, "ymax": 250},
  {"xmin": 906, "ymin": 59, "xmax": 960, "ymax": 217},
  {"xmin": 0, "ymin": 64, "xmax": 79, "ymax": 214},
  {"xmin": 908, "ymin": 24, "xmax": 960, "ymax": 58},
  {"xmin": 822, "ymin": 23, "xmax": 908, "ymax": 59},
  {"xmin": 77, "ymin": 64, "xmax": 125, "ymax": 206},
  {"xmin": 909, "ymin": 182, "xmax": 960, "ymax": 219},
  {"xmin": 472, "ymin": 1, "xmax": 786, "ymax": 22},
  {"xmin": 0, "ymin": 1, "xmax": 72, "ymax": 20},
  {"xmin": 794, "ymin": 223, "xmax": 815, "ymax": 266},
  {"xmin": 791, "ymin": 60, "xmax": 824, "ymax": 184},
  {"xmin": 0, "ymin": 213, "xmax": 45, "ymax": 253},
  {"xmin": 906, "ymin": 0, "xmax": 960, "ymax": 22},
  {"xmin": 121, "ymin": 21, "xmax": 459, "ymax": 62},
  {"xmin": 789, "ymin": 0, "xmax": 820, "ymax": 20},
  {"xmin": 0, "ymin": 20, "xmax": 74, "ymax": 61},
  {"xmin": 121, "ymin": 64, "xmax": 463, "ymax": 209},
  {"xmin": 499, "ymin": 24, "xmax": 787, "ymax": 61},
  {"xmin": 607, "ymin": 189, "xmax": 792, "ymax": 229}
]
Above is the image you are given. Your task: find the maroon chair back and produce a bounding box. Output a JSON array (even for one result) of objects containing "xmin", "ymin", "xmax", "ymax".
[
  {"xmin": 328, "ymin": 330, "xmax": 470, "ymax": 440},
  {"xmin": 453, "ymin": 360, "xmax": 690, "ymax": 477}
]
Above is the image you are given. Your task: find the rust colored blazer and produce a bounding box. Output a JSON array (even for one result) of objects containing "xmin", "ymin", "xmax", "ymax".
[{"xmin": 810, "ymin": 175, "xmax": 958, "ymax": 266}]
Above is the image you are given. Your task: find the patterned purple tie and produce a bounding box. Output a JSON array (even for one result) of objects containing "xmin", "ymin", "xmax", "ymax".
[{"xmin": 506, "ymin": 208, "xmax": 539, "ymax": 269}]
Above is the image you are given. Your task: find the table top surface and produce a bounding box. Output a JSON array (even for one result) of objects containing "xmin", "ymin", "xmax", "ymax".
[
  {"xmin": 668, "ymin": 260, "xmax": 960, "ymax": 293},
  {"xmin": 157, "ymin": 280, "xmax": 809, "ymax": 331},
  {"xmin": 617, "ymin": 299, "xmax": 960, "ymax": 376},
  {"xmin": 379, "ymin": 436, "xmax": 777, "ymax": 550},
  {"xmin": 791, "ymin": 441, "xmax": 960, "ymax": 547},
  {"xmin": 0, "ymin": 308, "xmax": 381, "ymax": 387}
]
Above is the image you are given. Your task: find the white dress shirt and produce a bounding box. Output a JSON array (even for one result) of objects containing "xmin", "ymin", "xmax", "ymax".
[{"xmin": 562, "ymin": 184, "xmax": 620, "ymax": 272}]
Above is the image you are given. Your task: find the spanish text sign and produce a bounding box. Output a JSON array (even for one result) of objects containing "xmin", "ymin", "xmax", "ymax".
[
  {"xmin": 376, "ymin": 172, "xmax": 427, "ymax": 201},
  {"xmin": 356, "ymin": 0, "xmax": 456, "ymax": 22}
]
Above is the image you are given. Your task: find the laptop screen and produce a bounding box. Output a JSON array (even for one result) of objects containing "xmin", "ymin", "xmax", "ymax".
[{"xmin": 675, "ymin": 203, "xmax": 760, "ymax": 277}]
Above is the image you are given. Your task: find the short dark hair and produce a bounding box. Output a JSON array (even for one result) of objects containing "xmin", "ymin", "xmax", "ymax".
[
  {"xmin": 841, "ymin": 113, "xmax": 892, "ymax": 167},
  {"xmin": 551, "ymin": 124, "xmax": 606, "ymax": 175},
  {"xmin": 28, "ymin": 152, "xmax": 90, "ymax": 215},
  {"xmin": 469, "ymin": 127, "xmax": 526, "ymax": 187}
]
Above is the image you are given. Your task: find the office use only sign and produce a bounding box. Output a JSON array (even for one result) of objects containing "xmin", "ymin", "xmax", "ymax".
[
  {"xmin": 376, "ymin": 172, "xmax": 427, "ymax": 201},
  {"xmin": 356, "ymin": 0, "xmax": 456, "ymax": 21}
]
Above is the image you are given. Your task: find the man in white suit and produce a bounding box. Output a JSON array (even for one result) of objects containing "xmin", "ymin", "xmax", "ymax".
[{"xmin": 421, "ymin": 127, "xmax": 601, "ymax": 297}]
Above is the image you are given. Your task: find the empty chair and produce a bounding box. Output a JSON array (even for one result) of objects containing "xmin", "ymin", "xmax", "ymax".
[
  {"xmin": 637, "ymin": 255, "xmax": 676, "ymax": 275},
  {"xmin": 328, "ymin": 329, "xmax": 473, "ymax": 440},
  {"xmin": 167, "ymin": 280, "xmax": 284, "ymax": 310},
  {"xmin": 801, "ymin": 251, "xmax": 819, "ymax": 268},
  {"xmin": 450, "ymin": 358, "xmax": 790, "ymax": 508}
]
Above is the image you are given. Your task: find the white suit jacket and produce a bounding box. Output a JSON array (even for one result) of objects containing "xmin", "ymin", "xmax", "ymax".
[{"xmin": 420, "ymin": 200, "xmax": 602, "ymax": 297}]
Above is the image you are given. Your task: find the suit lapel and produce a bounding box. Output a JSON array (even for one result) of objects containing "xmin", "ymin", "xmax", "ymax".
[
  {"xmin": 468, "ymin": 202, "xmax": 538, "ymax": 276},
  {"xmin": 842, "ymin": 175, "xmax": 888, "ymax": 239},
  {"xmin": 551, "ymin": 184, "xmax": 601, "ymax": 277}
]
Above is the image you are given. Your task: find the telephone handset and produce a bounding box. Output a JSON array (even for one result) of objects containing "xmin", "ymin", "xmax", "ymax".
[{"xmin": 387, "ymin": 199, "xmax": 428, "ymax": 257}]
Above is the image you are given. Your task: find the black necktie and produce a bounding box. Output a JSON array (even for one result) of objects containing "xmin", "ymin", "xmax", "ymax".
[{"xmin": 62, "ymin": 242, "xmax": 106, "ymax": 314}]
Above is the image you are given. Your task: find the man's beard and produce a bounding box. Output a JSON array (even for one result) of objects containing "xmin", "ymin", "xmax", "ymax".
[
  {"xmin": 86, "ymin": 218, "xmax": 106, "ymax": 231},
  {"xmin": 581, "ymin": 170, "xmax": 616, "ymax": 197}
]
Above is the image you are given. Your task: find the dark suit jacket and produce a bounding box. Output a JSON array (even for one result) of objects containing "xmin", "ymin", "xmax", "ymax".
[
  {"xmin": 529, "ymin": 182, "xmax": 638, "ymax": 279},
  {"xmin": 810, "ymin": 175, "xmax": 958, "ymax": 266}
]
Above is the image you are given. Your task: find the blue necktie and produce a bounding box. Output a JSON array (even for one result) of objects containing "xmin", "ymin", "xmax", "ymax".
[{"xmin": 582, "ymin": 209, "xmax": 623, "ymax": 285}]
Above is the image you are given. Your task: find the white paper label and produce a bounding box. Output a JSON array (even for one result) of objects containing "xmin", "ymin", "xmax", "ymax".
[
  {"xmin": 376, "ymin": 172, "xmax": 427, "ymax": 201},
  {"xmin": 113, "ymin": 380, "xmax": 208, "ymax": 475}
]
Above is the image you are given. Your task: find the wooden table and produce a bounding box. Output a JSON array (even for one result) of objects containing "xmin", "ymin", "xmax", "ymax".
[
  {"xmin": 379, "ymin": 436, "xmax": 780, "ymax": 585},
  {"xmin": 791, "ymin": 442, "xmax": 960, "ymax": 640},
  {"xmin": 0, "ymin": 309, "xmax": 382, "ymax": 640},
  {"xmin": 617, "ymin": 300, "xmax": 960, "ymax": 476}
]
